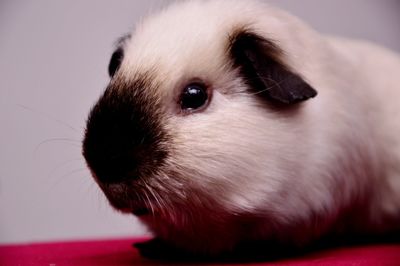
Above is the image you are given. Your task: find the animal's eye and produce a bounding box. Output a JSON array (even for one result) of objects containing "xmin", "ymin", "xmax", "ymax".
[
  {"xmin": 180, "ymin": 83, "xmax": 208, "ymax": 111},
  {"xmin": 108, "ymin": 47, "xmax": 124, "ymax": 77}
]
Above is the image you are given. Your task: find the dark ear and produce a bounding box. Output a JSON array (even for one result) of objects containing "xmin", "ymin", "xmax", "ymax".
[
  {"xmin": 108, "ymin": 34, "xmax": 131, "ymax": 78},
  {"xmin": 108, "ymin": 47, "xmax": 124, "ymax": 77},
  {"xmin": 229, "ymin": 31, "xmax": 317, "ymax": 104}
]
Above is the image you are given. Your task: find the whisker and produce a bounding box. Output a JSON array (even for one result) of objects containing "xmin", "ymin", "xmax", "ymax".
[
  {"xmin": 247, "ymin": 76, "xmax": 287, "ymax": 95},
  {"xmin": 34, "ymin": 138, "xmax": 82, "ymax": 155},
  {"xmin": 146, "ymin": 184, "xmax": 163, "ymax": 215},
  {"xmin": 57, "ymin": 168, "xmax": 86, "ymax": 181},
  {"xmin": 232, "ymin": 76, "xmax": 289, "ymax": 96},
  {"xmin": 90, "ymin": 181, "xmax": 111, "ymax": 213},
  {"xmin": 46, "ymin": 158, "xmax": 85, "ymax": 180},
  {"xmin": 17, "ymin": 103, "xmax": 83, "ymax": 133},
  {"xmin": 95, "ymin": 185, "xmax": 108, "ymax": 212},
  {"xmin": 143, "ymin": 189, "xmax": 155, "ymax": 215},
  {"xmin": 136, "ymin": 192, "xmax": 146, "ymax": 211},
  {"xmin": 37, "ymin": 172, "xmax": 92, "ymax": 209},
  {"xmin": 46, "ymin": 167, "xmax": 87, "ymax": 190}
]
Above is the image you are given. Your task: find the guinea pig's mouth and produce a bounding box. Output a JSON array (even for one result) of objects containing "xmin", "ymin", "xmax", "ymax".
[
  {"xmin": 97, "ymin": 183, "xmax": 152, "ymax": 216},
  {"xmin": 110, "ymin": 199, "xmax": 152, "ymax": 216},
  {"xmin": 114, "ymin": 204, "xmax": 151, "ymax": 217},
  {"xmin": 132, "ymin": 208, "xmax": 150, "ymax": 216},
  {"xmin": 116, "ymin": 206, "xmax": 150, "ymax": 216}
]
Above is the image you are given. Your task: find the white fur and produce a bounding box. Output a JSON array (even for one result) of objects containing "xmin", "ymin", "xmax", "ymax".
[{"xmin": 114, "ymin": 0, "xmax": 400, "ymax": 254}]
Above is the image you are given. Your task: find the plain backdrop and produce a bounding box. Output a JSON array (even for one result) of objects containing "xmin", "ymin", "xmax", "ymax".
[{"xmin": 0, "ymin": 0, "xmax": 399, "ymax": 244}]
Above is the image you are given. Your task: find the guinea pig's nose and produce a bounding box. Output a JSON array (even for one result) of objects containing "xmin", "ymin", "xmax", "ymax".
[
  {"xmin": 82, "ymin": 95, "xmax": 147, "ymax": 184},
  {"xmin": 83, "ymin": 83, "xmax": 168, "ymax": 185},
  {"xmin": 83, "ymin": 118, "xmax": 141, "ymax": 184}
]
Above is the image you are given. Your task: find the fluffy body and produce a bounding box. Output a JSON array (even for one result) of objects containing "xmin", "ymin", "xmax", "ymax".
[{"xmin": 86, "ymin": 0, "xmax": 400, "ymax": 254}]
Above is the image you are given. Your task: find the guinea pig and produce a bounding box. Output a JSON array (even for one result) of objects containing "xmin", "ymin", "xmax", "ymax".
[{"xmin": 82, "ymin": 0, "xmax": 400, "ymax": 256}]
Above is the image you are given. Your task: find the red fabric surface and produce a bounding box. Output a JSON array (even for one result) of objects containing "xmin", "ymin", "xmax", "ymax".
[{"xmin": 1, "ymin": 238, "xmax": 400, "ymax": 266}]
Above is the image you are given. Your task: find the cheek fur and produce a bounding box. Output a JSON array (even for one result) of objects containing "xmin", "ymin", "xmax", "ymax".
[{"xmin": 167, "ymin": 91, "xmax": 317, "ymax": 216}]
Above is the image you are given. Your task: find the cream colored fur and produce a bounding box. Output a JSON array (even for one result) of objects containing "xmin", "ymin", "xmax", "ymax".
[{"xmin": 114, "ymin": 0, "xmax": 400, "ymax": 254}]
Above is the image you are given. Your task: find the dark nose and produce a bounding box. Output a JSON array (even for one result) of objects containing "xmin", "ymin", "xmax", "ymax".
[
  {"xmin": 83, "ymin": 90, "xmax": 152, "ymax": 184},
  {"xmin": 83, "ymin": 112, "xmax": 138, "ymax": 184},
  {"xmin": 83, "ymin": 125, "xmax": 140, "ymax": 184}
]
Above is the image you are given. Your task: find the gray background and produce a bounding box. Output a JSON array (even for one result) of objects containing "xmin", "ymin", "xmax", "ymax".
[{"xmin": 1, "ymin": 0, "xmax": 399, "ymax": 244}]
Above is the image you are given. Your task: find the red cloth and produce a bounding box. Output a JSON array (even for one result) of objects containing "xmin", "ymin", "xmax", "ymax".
[{"xmin": 1, "ymin": 238, "xmax": 399, "ymax": 265}]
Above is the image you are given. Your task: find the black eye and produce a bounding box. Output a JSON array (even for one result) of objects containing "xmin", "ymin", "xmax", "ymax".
[
  {"xmin": 108, "ymin": 47, "xmax": 124, "ymax": 77},
  {"xmin": 180, "ymin": 83, "xmax": 208, "ymax": 111}
]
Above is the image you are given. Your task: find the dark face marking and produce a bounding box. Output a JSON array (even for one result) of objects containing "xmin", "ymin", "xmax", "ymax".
[
  {"xmin": 82, "ymin": 74, "xmax": 169, "ymax": 185},
  {"xmin": 229, "ymin": 30, "xmax": 317, "ymax": 104}
]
